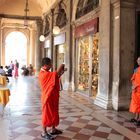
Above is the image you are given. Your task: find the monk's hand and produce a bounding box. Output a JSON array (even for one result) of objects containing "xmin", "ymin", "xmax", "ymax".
[
  {"xmin": 64, "ymin": 68, "xmax": 67, "ymax": 71},
  {"xmin": 57, "ymin": 64, "xmax": 65, "ymax": 77},
  {"xmin": 132, "ymin": 85, "xmax": 135, "ymax": 90},
  {"xmin": 132, "ymin": 84, "xmax": 138, "ymax": 91}
]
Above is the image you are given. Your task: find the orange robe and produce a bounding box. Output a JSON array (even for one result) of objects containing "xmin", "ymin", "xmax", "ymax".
[
  {"xmin": 129, "ymin": 66, "xmax": 140, "ymax": 113},
  {"xmin": 38, "ymin": 69, "xmax": 60, "ymax": 127}
]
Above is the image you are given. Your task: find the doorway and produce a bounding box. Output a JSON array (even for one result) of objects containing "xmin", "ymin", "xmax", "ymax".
[{"xmin": 5, "ymin": 31, "xmax": 27, "ymax": 67}]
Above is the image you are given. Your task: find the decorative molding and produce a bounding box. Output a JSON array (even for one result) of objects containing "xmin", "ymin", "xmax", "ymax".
[
  {"xmin": 0, "ymin": 14, "xmax": 41, "ymax": 20},
  {"xmin": 120, "ymin": 0, "xmax": 137, "ymax": 8},
  {"xmin": 73, "ymin": 7, "xmax": 100, "ymax": 27}
]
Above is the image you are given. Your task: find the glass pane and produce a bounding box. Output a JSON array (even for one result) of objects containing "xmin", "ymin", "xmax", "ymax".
[
  {"xmin": 77, "ymin": 36, "xmax": 90, "ymax": 92},
  {"xmin": 92, "ymin": 36, "xmax": 99, "ymax": 96}
]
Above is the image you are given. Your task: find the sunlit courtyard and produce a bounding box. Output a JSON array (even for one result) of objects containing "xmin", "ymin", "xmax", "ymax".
[{"xmin": 5, "ymin": 31, "xmax": 27, "ymax": 67}]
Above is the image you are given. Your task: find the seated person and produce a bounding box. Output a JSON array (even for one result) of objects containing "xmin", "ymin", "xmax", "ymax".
[
  {"xmin": 27, "ymin": 64, "xmax": 33, "ymax": 76},
  {"xmin": 0, "ymin": 66, "xmax": 9, "ymax": 82},
  {"xmin": 21, "ymin": 65, "xmax": 29, "ymax": 76},
  {"xmin": 0, "ymin": 66, "xmax": 6, "ymax": 76},
  {"xmin": 5, "ymin": 66, "xmax": 12, "ymax": 77}
]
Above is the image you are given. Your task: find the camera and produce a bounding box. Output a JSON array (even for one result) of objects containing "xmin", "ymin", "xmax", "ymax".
[{"xmin": 64, "ymin": 68, "xmax": 67, "ymax": 71}]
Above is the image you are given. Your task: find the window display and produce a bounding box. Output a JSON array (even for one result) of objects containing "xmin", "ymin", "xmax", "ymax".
[
  {"xmin": 77, "ymin": 37, "xmax": 90, "ymax": 92},
  {"xmin": 77, "ymin": 34, "xmax": 99, "ymax": 96},
  {"xmin": 92, "ymin": 37, "xmax": 99, "ymax": 96}
]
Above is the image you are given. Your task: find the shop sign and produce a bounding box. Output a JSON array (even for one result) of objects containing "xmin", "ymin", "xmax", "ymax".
[
  {"xmin": 54, "ymin": 33, "xmax": 65, "ymax": 45},
  {"xmin": 75, "ymin": 18, "xmax": 99, "ymax": 38}
]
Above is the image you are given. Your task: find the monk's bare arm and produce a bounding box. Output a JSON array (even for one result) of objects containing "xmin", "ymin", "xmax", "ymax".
[{"xmin": 57, "ymin": 64, "xmax": 67, "ymax": 78}]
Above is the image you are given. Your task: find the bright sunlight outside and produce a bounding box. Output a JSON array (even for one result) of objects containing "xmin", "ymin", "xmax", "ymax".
[{"xmin": 5, "ymin": 31, "xmax": 27, "ymax": 67}]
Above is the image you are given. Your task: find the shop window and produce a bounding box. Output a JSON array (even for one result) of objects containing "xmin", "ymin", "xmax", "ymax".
[
  {"xmin": 77, "ymin": 37, "xmax": 90, "ymax": 93},
  {"xmin": 76, "ymin": 0, "xmax": 99, "ymax": 19},
  {"xmin": 77, "ymin": 35, "xmax": 99, "ymax": 97},
  {"xmin": 92, "ymin": 37, "xmax": 99, "ymax": 96}
]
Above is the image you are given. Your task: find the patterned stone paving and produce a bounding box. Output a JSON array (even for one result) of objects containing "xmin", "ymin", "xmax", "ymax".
[
  {"xmin": 99, "ymin": 110, "xmax": 140, "ymax": 135},
  {"xmin": 0, "ymin": 76, "xmax": 140, "ymax": 140}
]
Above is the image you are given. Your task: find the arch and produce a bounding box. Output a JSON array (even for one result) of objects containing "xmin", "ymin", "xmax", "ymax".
[
  {"xmin": 55, "ymin": 2, "xmax": 67, "ymax": 28},
  {"xmin": 76, "ymin": 0, "xmax": 85, "ymax": 19},
  {"xmin": 1, "ymin": 28, "xmax": 30, "ymax": 66},
  {"xmin": 43, "ymin": 15, "xmax": 50, "ymax": 36},
  {"xmin": 75, "ymin": 0, "xmax": 99, "ymax": 19},
  {"xmin": 56, "ymin": 8, "xmax": 67, "ymax": 28},
  {"xmin": 72, "ymin": 0, "xmax": 79, "ymax": 21},
  {"xmin": 2, "ymin": 28, "xmax": 29, "ymax": 46},
  {"xmin": 5, "ymin": 31, "xmax": 28, "ymax": 66}
]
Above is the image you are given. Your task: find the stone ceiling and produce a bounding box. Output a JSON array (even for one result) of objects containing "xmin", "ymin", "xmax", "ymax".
[{"xmin": 0, "ymin": 0, "xmax": 58, "ymax": 16}]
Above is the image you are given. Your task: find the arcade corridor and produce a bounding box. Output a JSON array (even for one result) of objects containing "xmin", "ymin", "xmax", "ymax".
[{"xmin": 0, "ymin": 76, "xmax": 140, "ymax": 140}]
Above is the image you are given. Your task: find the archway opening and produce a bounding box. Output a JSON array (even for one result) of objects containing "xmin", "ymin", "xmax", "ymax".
[{"xmin": 5, "ymin": 31, "xmax": 27, "ymax": 67}]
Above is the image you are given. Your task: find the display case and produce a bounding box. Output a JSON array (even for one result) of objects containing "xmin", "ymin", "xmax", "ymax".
[
  {"xmin": 77, "ymin": 37, "xmax": 90, "ymax": 92},
  {"xmin": 77, "ymin": 35, "xmax": 99, "ymax": 96}
]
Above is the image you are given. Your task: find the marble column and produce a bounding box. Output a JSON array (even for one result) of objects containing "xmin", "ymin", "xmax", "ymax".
[
  {"xmin": 111, "ymin": 0, "xmax": 136, "ymax": 110},
  {"xmin": 95, "ymin": 0, "xmax": 136, "ymax": 110},
  {"xmin": 50, "ymin": 9, "xmax": 54, "ymax": 71},
  {"xmin": 0, "ymin": 18, "xmax": 1, "ymax": 66},
  {"xmin": 63, "ymin": 0, "xmax": 73, "ymax": 90},
  {"xmin": 94, "ymin": 0, "xmax": 113, "ymax": 109},
  {"xmin": 35, "ymin": 19, "xmax": 43, "ymax": 75},
  {"xmin": 29, "ymin": 29, "xmax": 33, "ymax": 65}
]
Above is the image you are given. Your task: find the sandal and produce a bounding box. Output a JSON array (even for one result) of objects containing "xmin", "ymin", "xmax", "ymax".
[
  {"xmin": 41, "ymin": 133, "xmax": 54, "ymax": 140},
  {"xmin": 134, "ymin": 120, "xmax": 140, "ymax": 126},
  {"xmin": 130, "ymin": 118, "xmax": 137, "ymax": 122},
  {"xmin": 50, "ymin": 129, "xmax": 63, "ymax": 135}
]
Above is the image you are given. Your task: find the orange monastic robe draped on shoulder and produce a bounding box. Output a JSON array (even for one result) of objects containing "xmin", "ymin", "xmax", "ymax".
[
  {"xmin": 130, "ymin": 66, "xmax": 140, "ymax": 113},
  {"xmin": 38, "ymin": 69, "xmax": 60, "ymax": 127}
]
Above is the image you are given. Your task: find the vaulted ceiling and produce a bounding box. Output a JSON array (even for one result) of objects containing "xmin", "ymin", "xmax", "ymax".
[{"xmin": 0, "ymin": 0, "xmax": 58, "ymax": 16}]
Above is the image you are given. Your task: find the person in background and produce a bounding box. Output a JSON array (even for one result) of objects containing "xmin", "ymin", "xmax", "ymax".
[
  {"xmin": 27, "ymin": 64, "xmax": 33, "ymax": 76},
  {"xmin": 5, "ymin": 66, "xmax": 12, "ymax": 77},
  {"xmin": 21, "ymin": 65, "xmax": 29, "ymax": 76},
  {"xmin": 9, "ymin": 61, "xmax": 14, "ymax": 70},
  {"xmin": 0, "ymin": 66, "xmax": 9, "ymax": 82},
  {"xmin": 14, "ymin": 59, "xmax": 19, "ymax": 78},
  {"xmin": 38, "ymin": 57, "xmax": 66, "ymax": 140},
  {"xmin": 129, "ymin": 56, "xmax": 140, "ymax": 126},
  {"xmin": 0, "ymin": 66, "xmax": 6, "ymax": 76}
]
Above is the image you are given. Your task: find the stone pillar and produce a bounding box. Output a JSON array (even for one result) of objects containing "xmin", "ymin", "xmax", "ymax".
[
  {"xmin": 94, "ymin": 0, "xmax": 113, "ymax": 109},
  {"xmin": 29, "ymin": 29, "xmax": 34, "ymax": 65},
  {"xmin": 111, "ymin": 0, "xmax": 136, "ymax": 110},
  {"xmin": 31, "ymin": 29, "xmax": 36, "ymax": 67},
  {"xmin": 35, "ymin": 19, "xmax": 43, "ymax": 75},
  {"xmin": 50, "ymin": 9, "xmax": 54, "ymax": 71},
  {"xmin": 0, "ymin": 18, "xmax": 1, "ymax": 66},
  {"xmin": 63, "ymin": 0, "xmax": 73, "ymax": 90}
]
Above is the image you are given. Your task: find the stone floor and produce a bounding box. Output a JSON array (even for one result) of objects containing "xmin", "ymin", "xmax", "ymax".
[{"xmin": 0, "ymin": 76, "xmax": 140, "ymax": 140}]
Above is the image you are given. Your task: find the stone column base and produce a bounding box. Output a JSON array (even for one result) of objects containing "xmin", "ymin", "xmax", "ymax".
[
  {"xmin": 94, "ymin": 94, "xmax": 113, "ymax": 110},
  {"xmin": 112, "ymin": 97, "xmax": 130, "ymax": 111}
]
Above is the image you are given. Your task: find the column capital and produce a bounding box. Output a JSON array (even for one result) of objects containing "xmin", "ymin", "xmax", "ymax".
[
  {"xmin": 120, "ymin": 0, "xmax": 137, "ymax": 8},
  {"xmin": 111, "ymin": 0, "xmax": 120, "ymax": 8},
  {"xmin": 36, "ymin": 19, "xmax": 43, "ymax": 27}
]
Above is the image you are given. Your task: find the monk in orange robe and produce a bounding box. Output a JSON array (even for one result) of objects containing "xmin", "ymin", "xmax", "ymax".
[
  {"xmin": 38, "ymin": 57, "xmax": 66, "ymax": 139},
  {"xmin": 129, "ymin": 57, "xmax": 140, "ymax": 126}
]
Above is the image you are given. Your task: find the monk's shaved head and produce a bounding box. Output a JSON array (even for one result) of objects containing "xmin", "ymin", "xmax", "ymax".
[
  {"xmin": 42, "ymin": 57, "xmax": 51, "ymax": 66},
  {"xmin": 137, "ymin": 57, "xmax": 140, "ymax": 66}
]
